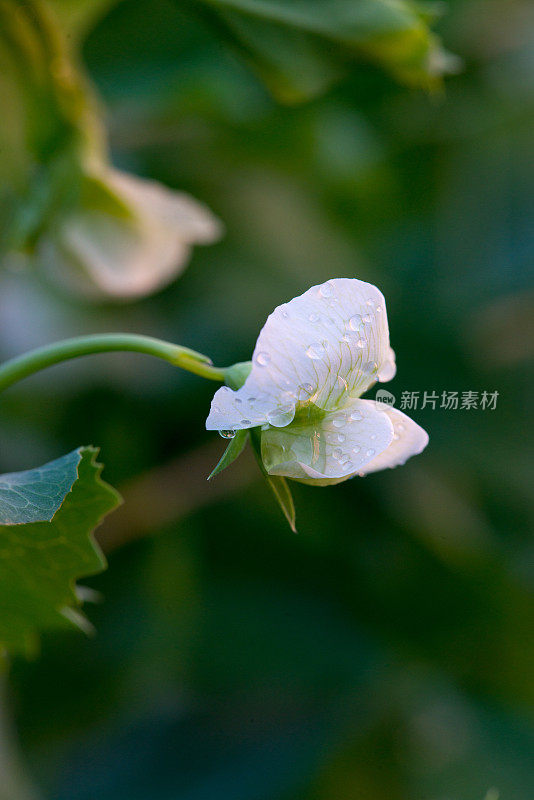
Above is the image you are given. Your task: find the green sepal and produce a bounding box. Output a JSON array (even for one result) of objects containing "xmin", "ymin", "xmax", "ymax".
[
  {"xmin": 208, "ymin": 429, "xmax": 249, "ymax": 480},
  {"xmin": 224, "ymin": 360, "xmax": 252, "ymax": 390},
  {"xmin": 250, "ymin": 429, "xmax": 297, "ymax": 533}
]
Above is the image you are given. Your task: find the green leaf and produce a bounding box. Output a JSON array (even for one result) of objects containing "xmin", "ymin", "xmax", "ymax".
[
  {"xmin": 0, "ymin": 450, "xmax": 81, "ymax": 525},
  {"xmin": 0, "ymin": 447, "xmax": 121, "ymax": 657},
  {"xmin": 196, "ymin": 0, "xmax": 459, "ymax": 99},
  {"xmin": 208, "ymin": 429, "xmax": 249, "ymax": 480},
  {"xmin": 250, "ymin": 429, "xmax": 297, "ymax": 532}
]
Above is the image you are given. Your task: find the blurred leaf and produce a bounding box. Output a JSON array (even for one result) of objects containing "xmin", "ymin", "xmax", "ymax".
[
  {"xmin": 48, "ymin": 0, "xmax": 117, "ymax": 40},
  {"xmin": 194, "ymin": 0, "xmax": 459, "ymax": 100},
  {"xmin": 0, "ymin": 0, "xmax": 221, "ymax": 299},
  {"xmin": 208, "ymin": 429, "xmax": 249, "ymax": 479},
  {"xmin": 0, "ymin": 447, "xmax": 121, "ymax": 657}
]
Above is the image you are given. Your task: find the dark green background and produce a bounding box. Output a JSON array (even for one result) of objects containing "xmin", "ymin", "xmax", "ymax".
[{"xmin": 1, "ymin": 1, "xmax": 533, "ymax": 797}]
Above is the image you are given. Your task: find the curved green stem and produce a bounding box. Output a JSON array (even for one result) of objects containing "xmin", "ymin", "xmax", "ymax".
[{"xmin": 0, "ymin": 334, "xmax": 227, "ymax": 393}]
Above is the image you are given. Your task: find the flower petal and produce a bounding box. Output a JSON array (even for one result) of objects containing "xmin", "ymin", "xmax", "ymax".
[
  {"xmin": 39, "ymin": 168, "xmax": 223, "ymax": 299},
  {"xmin": 358, "ymin": 403, "xmax": 429, "ymax": 474},
  {"xmin": 206, "ymin": 278, "xmax": 395, "ymax": 431},
  {"xmin": 260, "ymin": 398, "xmax": 394, "ymax": 484}
]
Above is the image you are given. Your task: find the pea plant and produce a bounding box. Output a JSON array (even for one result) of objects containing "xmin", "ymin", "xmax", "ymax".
[{"xmin": 0, "ymin": 0, "xmax": 446, "ymax": 658}]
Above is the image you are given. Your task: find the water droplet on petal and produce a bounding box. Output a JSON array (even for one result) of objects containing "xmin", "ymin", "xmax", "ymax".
[
  {"xmin": 342, "ymin": 460, "xmax": 354, "ymax": 471},
  {"xmin": 267, "ymin": 404, "xmax": 295, "ymax": 427},
  {"xmin": 393, "ymin": 433, "xmax": 400, "ymax": 441},
  {"xmin": 376, "ymin": 305, "xmax": 382, "ymax": 313},
  {"xmin": 255, "ymin": 352, "xmax": 270, "ymax": 366},
  {"xmin": 306, "ymin": 343, "xmax": 325, "ymax": 359},
  {"xmin": 319, "ymin": 282, "xmax": 333, "ymax": 298},
  {"xmin": 332, "ymin": 416, "xmax": 345, "ymax": 428},
  {"xmin": 300, "ymin": 383, "xmax": 314, "ymax": 395},
  {"xmin": 348, "ymin": 315, "xmax": 362, "ymax": 331},
  {"xmin": 350, "ymin": 411, "xmax": 363, "ymax": 421},
  {"xmin": 352, "ymin": 445, "xmax": 361, "ymax": 453},
  {"xmin": 219, "ymin": 430, "xmax": 235, "ymax": 439},
  {"xmin": 356, "ymin": 339, "xmax": 365, "ymax": 349},
  {"xmin": 248, "ymin": 396, "xmax": 257, "ymax": 402},
  {"xmin": 366, "ymin": 448, "xmax": 375, "ymax": 457},
  {"xmin": 235, "ymin": 398, "xmax": 242, "ymax": 405},
  {"xmin": 337, "ymin": 433, "xmax": 345, "ymax": 443},
  {"xmin": 397, "ymin": 423, "xmax": 405, "ymax": 432},
  {"xmin": 240, "ymin": 419, "xmax": 252, "ymax": 426},
  {"xmin": 365, "ymin": 298, "xmax": 374, "ymax": 307},
  {"xmin": 333, "ymin": 448, "xmax": 343, "ymax": 460},
  {"xmin": 364, "ymin": 361, "xmax": 378, "ymax": 374},
  {"xmin": 362, "ymin": 314, "xmax": 372, "ymax": 324},
  {"xmin": 308, "ymin": 312, "xmax": 320, "ymax": 323}
]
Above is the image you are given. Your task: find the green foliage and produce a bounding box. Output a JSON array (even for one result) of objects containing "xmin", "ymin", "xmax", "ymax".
[
  {"xmin": 0, "ymin": 450, "xmax": 80, "ymax": 525},
  {"xmin": 208, "ymin": 429, "xmax": 249, "ymax": 480},
  {"xmin": 195, "ymin": 0, "xmax": 457, "ymax": 100},
  {"xmin": 250, "ymin": 429, "xmax": 297, "ymax": 531},
  {"xmin": 0, "ymin": 447, "xmax": 121, "ymax": 657}
]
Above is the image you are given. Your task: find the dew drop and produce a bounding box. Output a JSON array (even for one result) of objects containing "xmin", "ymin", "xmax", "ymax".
[
  {"xmin": 364, "ymin": 361, "xmax": 378, "ymax": 374},
  {"xmin": 350, "ymin": 410, "xmax": 363, "ymax": 421},
  {"xmin": 355, "ymin": 339, "xmax": 365, "ymax": 349},
  {"xmin": 352, "ymin": 445, "xmax": 361, "ymax": 454},
  {"xmin": 308, "ymin": 312, "xmax": 320, "ymax": 323},
  {"xmin": 376, "ymin": 305, "xmax": 382, "ymax": 313},
  {"xmin": 247, "ymin": 396, "xmax": 257, "ymax": 402},
  {"xmin": 300, "ymin": 383, "xmax": 314, "ymax": 395},
  {"xmin": 342, "ymin": 460, "xmax": 354, "ymax": 471},
  {"xmin": 219, "ymin": 430, "xmax": 235, "ymax": 439},
  {"xmin": 235, "ymin": 398, "xmax": 242, "ymax": 405},
  {"xmin": 337, "ymin": 433, "xmax": 346, "ymax": 443},
  {"xmin": 332, "ymin": 416, "xmax": 345, "ymax": 428},
  {"xmin": 319, "ymin": 282, "xmax": 333, "ymax": 298},
  {"xmin": 255, "ymin": 351, "xmax": 270, "ymax": 366},
  {"xmin": 366, "ymin": 448, "xmax": 375, "ymax": 457},
  {"xmin": 393, "ymin": 433, "xmax": 400, "ymax": 441},
  {"xmin": 333, "ymin": 448, "xmax": 343, "ymax": 460},
  {"xmin": 348, "ymin": 314, "xmax": 362, "ymax": 331},
  {"xmin": 365, "ymin": 298, "xmax": 374, "ymax": 307},
  {"xmin": 267, "ymin": 404, "xmax": 295, "ymax": 427},
  {"xmin": 305, "ymin": 342, "xmax": 325, "ymax": 359},
  {"xmin": 362, "ymin": 314, "xmax": 372, "ymax": 324},
  {"xmin": 240, "ymin": 419, "xmax": 252, "ymax": 426}
]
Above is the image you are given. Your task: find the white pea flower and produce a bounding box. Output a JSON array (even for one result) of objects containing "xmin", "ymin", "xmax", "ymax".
[
  {"xmin": 207, "ymin": 278, "xmax": 428, "ymax": 485},
  {"xmin": 35, "ymin": 166, "xmax": 222, "ymax": 300}
]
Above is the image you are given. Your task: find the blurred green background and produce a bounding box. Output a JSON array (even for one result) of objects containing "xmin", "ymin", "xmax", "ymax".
[{"xmin": 1, "ymin": 1, "xmax": 533, "ymax": 798}]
